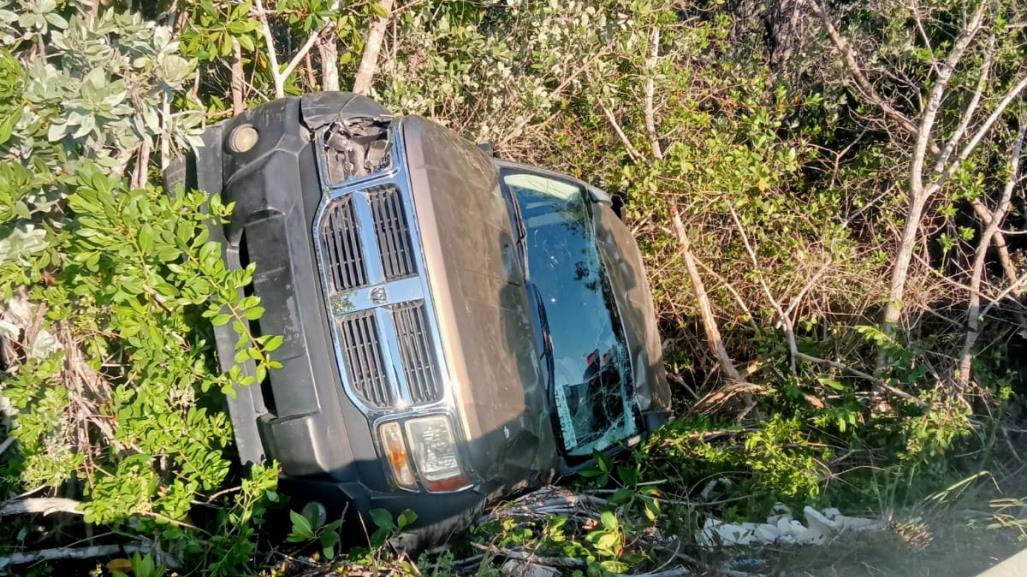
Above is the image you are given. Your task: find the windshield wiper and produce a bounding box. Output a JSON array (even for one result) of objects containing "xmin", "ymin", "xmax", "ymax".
[
  {"xmin": 530, "ymin": 282, "xmax": 555, "ymax": 384},
  {"xmin": 506, "ymin": 190, "xmax": 528, "ymax": 271}
]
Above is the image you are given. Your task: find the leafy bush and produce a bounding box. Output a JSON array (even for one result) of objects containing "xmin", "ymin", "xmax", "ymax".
[{"xmin": 0, "ymin": 2, "xmax": 279, "ymax": 571}]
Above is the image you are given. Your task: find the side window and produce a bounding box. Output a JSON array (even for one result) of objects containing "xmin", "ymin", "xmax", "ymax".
[{"xmin": 502, "ymin": 171, "xmax": 638, "ymax": 456}]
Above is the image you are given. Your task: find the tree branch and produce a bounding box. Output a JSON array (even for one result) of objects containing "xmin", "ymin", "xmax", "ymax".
[
  {"xmin": 932, "ymin": 34, "xmax": 995, "ymax": 174},
  {"xmin": 957, "ymin": 121, "xmax": 1026, "ymax": 387},
  {"xmin": 933, "ymin": 72, "xmax": 1027, "ymax": 192},
  {"xmin": 644, "ymin": 25, "xmax": 662, "ymax": 160},
  {"xmin": 801, "ymin": 0, "xmax": 919, "ymax": 135},
  {"xmin": 254, "ymin": 0, "xmax": 339, "ymax": 98},
  {"xmin": 600, "ymin": 101, "xmax": 643, "ymax": 162},
  {"xmin": 318, "ymin": 30, "xmax": 340, "ymax": 92},
  {"xmin": 252, "ymin": 0, "xmax": 282, "ymax": 97},
  {"xmin": 231, "ymin": 36, "xmax": 246, "ymax": 115},
  {"xmin": 670, "ymin": 203, "xmax": 742, "ymax": 383},
  {"xmin": 881, "ymin": 2, "xmax": 988, "ymax": 349}
]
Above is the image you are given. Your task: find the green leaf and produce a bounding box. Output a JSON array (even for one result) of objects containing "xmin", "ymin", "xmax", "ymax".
[
  {"xmin": 369, "ymin": 508, "xmax": 395, "ymax": 531},
  {"xmin": 237, "ymin": 34, "xmax": 254, "ymax": 52},
  {"xmin": 320, "ymin": 530, "xmax": 340, "ymax": 559},
  {"xmin": 396, "ymin": 508, "xmax": 417, "ymax": 530},
  {"xmin": 243, "ymin": 305, "xmax": 265, "ymax": 320},
  {"xmin": 369, "ymin": 2, "xmax": 389, "ymax": 18},
  {"xmin": 288, "ymin": 509, "xmax": 314, "ymax": 542}
]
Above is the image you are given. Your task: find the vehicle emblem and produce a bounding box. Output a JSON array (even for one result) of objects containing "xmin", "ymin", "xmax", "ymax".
[{"xmin": 370, "ymin": 286, "xmax": 387, "ymax": 305}]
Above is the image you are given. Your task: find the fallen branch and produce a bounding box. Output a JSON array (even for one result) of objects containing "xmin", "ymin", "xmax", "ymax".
[
  {"xmin": 0, "ymin": 497, "xmax": 82, "ymax": 517},
  {"xmin": 0, "ymin": 543, "xmax": 146, "ymax": 567}
]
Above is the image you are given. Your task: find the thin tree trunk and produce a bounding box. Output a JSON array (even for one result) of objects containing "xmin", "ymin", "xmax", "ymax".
[
  {"xmin": 957, "ymin": 123, "xmax": 1026, "ymax": 387},
  {"xmin": 880, "ymin": 192, "xmax": 928, "ymax": 342},
  {"xmin": 231, "ymin": 37, "xmax": 246, "ymax": 115},
  {"xmin": 877, "ymin": 3, "xmax": 985, "ymax": 370},
  {"xmin": 318, "ymin": 30, "xmax": 340, "ymax": 92},
  {"xmin": 352, "ymin": 0, "xmax": 394, "ymax": 95}
]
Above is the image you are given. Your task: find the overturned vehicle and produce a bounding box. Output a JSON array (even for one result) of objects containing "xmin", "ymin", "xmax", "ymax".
[{"xmin": 181, "ymin": 92, "xmax": 671, "ymax": 542}]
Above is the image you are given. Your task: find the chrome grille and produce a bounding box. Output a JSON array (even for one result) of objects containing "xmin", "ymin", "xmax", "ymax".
[
  {"xmin": 338, "ymin": 311, "xmax": 391, "ymax": 408},
  {"xmin": 321, "ymin": 196, "xmax": 367, "ymax": 291},
  {"xmin": 391, "ymin": 300, "xmax": 441, "ymax": 404},
  {"xmin": 369, "ymin": 186, "xmax": 415, "ymax": 280}
]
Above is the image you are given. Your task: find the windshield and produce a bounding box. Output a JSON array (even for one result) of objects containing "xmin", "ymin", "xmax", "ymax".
[{"xmin": 502, "ymin": 171, "xmax": 636, "ymax": 456}]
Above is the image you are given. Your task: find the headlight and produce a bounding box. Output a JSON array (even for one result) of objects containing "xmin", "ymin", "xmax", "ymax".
[
  {"xmin": 405, "ymin": 416, "xmax": 470, "ymax": 492},
  {"xmin": 379, "ymin": 421, "xmax": 417, "ymax": 490}
]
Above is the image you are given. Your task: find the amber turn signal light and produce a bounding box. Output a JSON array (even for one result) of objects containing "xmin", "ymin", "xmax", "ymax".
[{"xmin": 379, "ymin": 421, "xmax": 417, "ymax": 490}]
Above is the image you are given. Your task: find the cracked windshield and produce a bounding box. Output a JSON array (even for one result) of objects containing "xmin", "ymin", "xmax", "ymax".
[{"xmin": 503, "ymin": 172, "xmax": 637, "ymax": 456}]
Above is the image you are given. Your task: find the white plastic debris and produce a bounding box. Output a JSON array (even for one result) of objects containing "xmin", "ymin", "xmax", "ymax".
[{"xmin": 699, "ymin": 503, "xmax": 884, "ymax": 547}]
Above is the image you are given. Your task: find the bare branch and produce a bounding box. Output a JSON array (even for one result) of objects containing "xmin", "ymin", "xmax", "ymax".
[
  {"xmin": 254, "ymin": 0, "xmax": 339, "ymax": 98},
  {"xmin": 912, "ymin": 1, "xmax": 986, "ymax": 197},
  {"xmin": 933, "ymin": 72, "xmax": 1027, "ymax": 191},
  {"xmin": 280, "ymin": 26, "xmax": 325, "ymax": 88},
  {"xmin": 932, "ymin": 35, "xmax": 996, "ymax": 174},
  {"xmin": 727, "ymin": 204, "xmax": 797, "ymax": 375},
  {"xmin": 600, "ymin": 101, "xmax": 643, "ymax": 162},
  {"xmin": 644, "ymin": 25, "xmax": 662, "ymax": 160},
  {"xmin": 231, "ymin": 37, "xmax": 245, "ymax": 115},
  {"xmin": 972, "ymin": 200, "xmax": 1026, "ymax": 321},
  {"xmin": 882, "ymin": 2, "xmax": 988, "ymax": 346},
  {"xmin": 981, "ymin": 269, "xmax": 1027, "ymax": 319},
  {"xmin": 801, "ymin": 0, "xmax": 919, "ymax": 135},
  {"xmin": 252, "ymin": 0, "xmax": 282, "ymax": 97},
  {"xmin": 670, "ymin": 203, "xmax": 742, "ymax": 383}
]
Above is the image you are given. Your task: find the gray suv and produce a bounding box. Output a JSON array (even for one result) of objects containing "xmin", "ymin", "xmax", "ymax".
[{"xmin": 182, "ymin": 92, "xmax": 671, "ymax": 543}]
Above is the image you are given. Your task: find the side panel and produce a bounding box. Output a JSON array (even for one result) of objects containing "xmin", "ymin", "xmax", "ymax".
[
  {"xmin": 402, "ymin": 118, "xmax": 557, "ymax": 485},
  {"xmin": 593, "ymin": 204, "xmax": 672, "ymax": 421}
]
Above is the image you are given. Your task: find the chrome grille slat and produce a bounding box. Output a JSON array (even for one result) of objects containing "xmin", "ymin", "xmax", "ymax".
[
  {"xmin": 338, "ymin": 312, "xmax": 391, "ymax": 407},
  {"xmin": 369, "ymin": 186, "xmax": 415, "ymax": 280},
  {"xmin": 391, "ymin": 300, "xmax": 440, "ymax": 404},
  {"xmin": 321, "ymin": 196, "xmax": 367, "ymax": 291}
]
